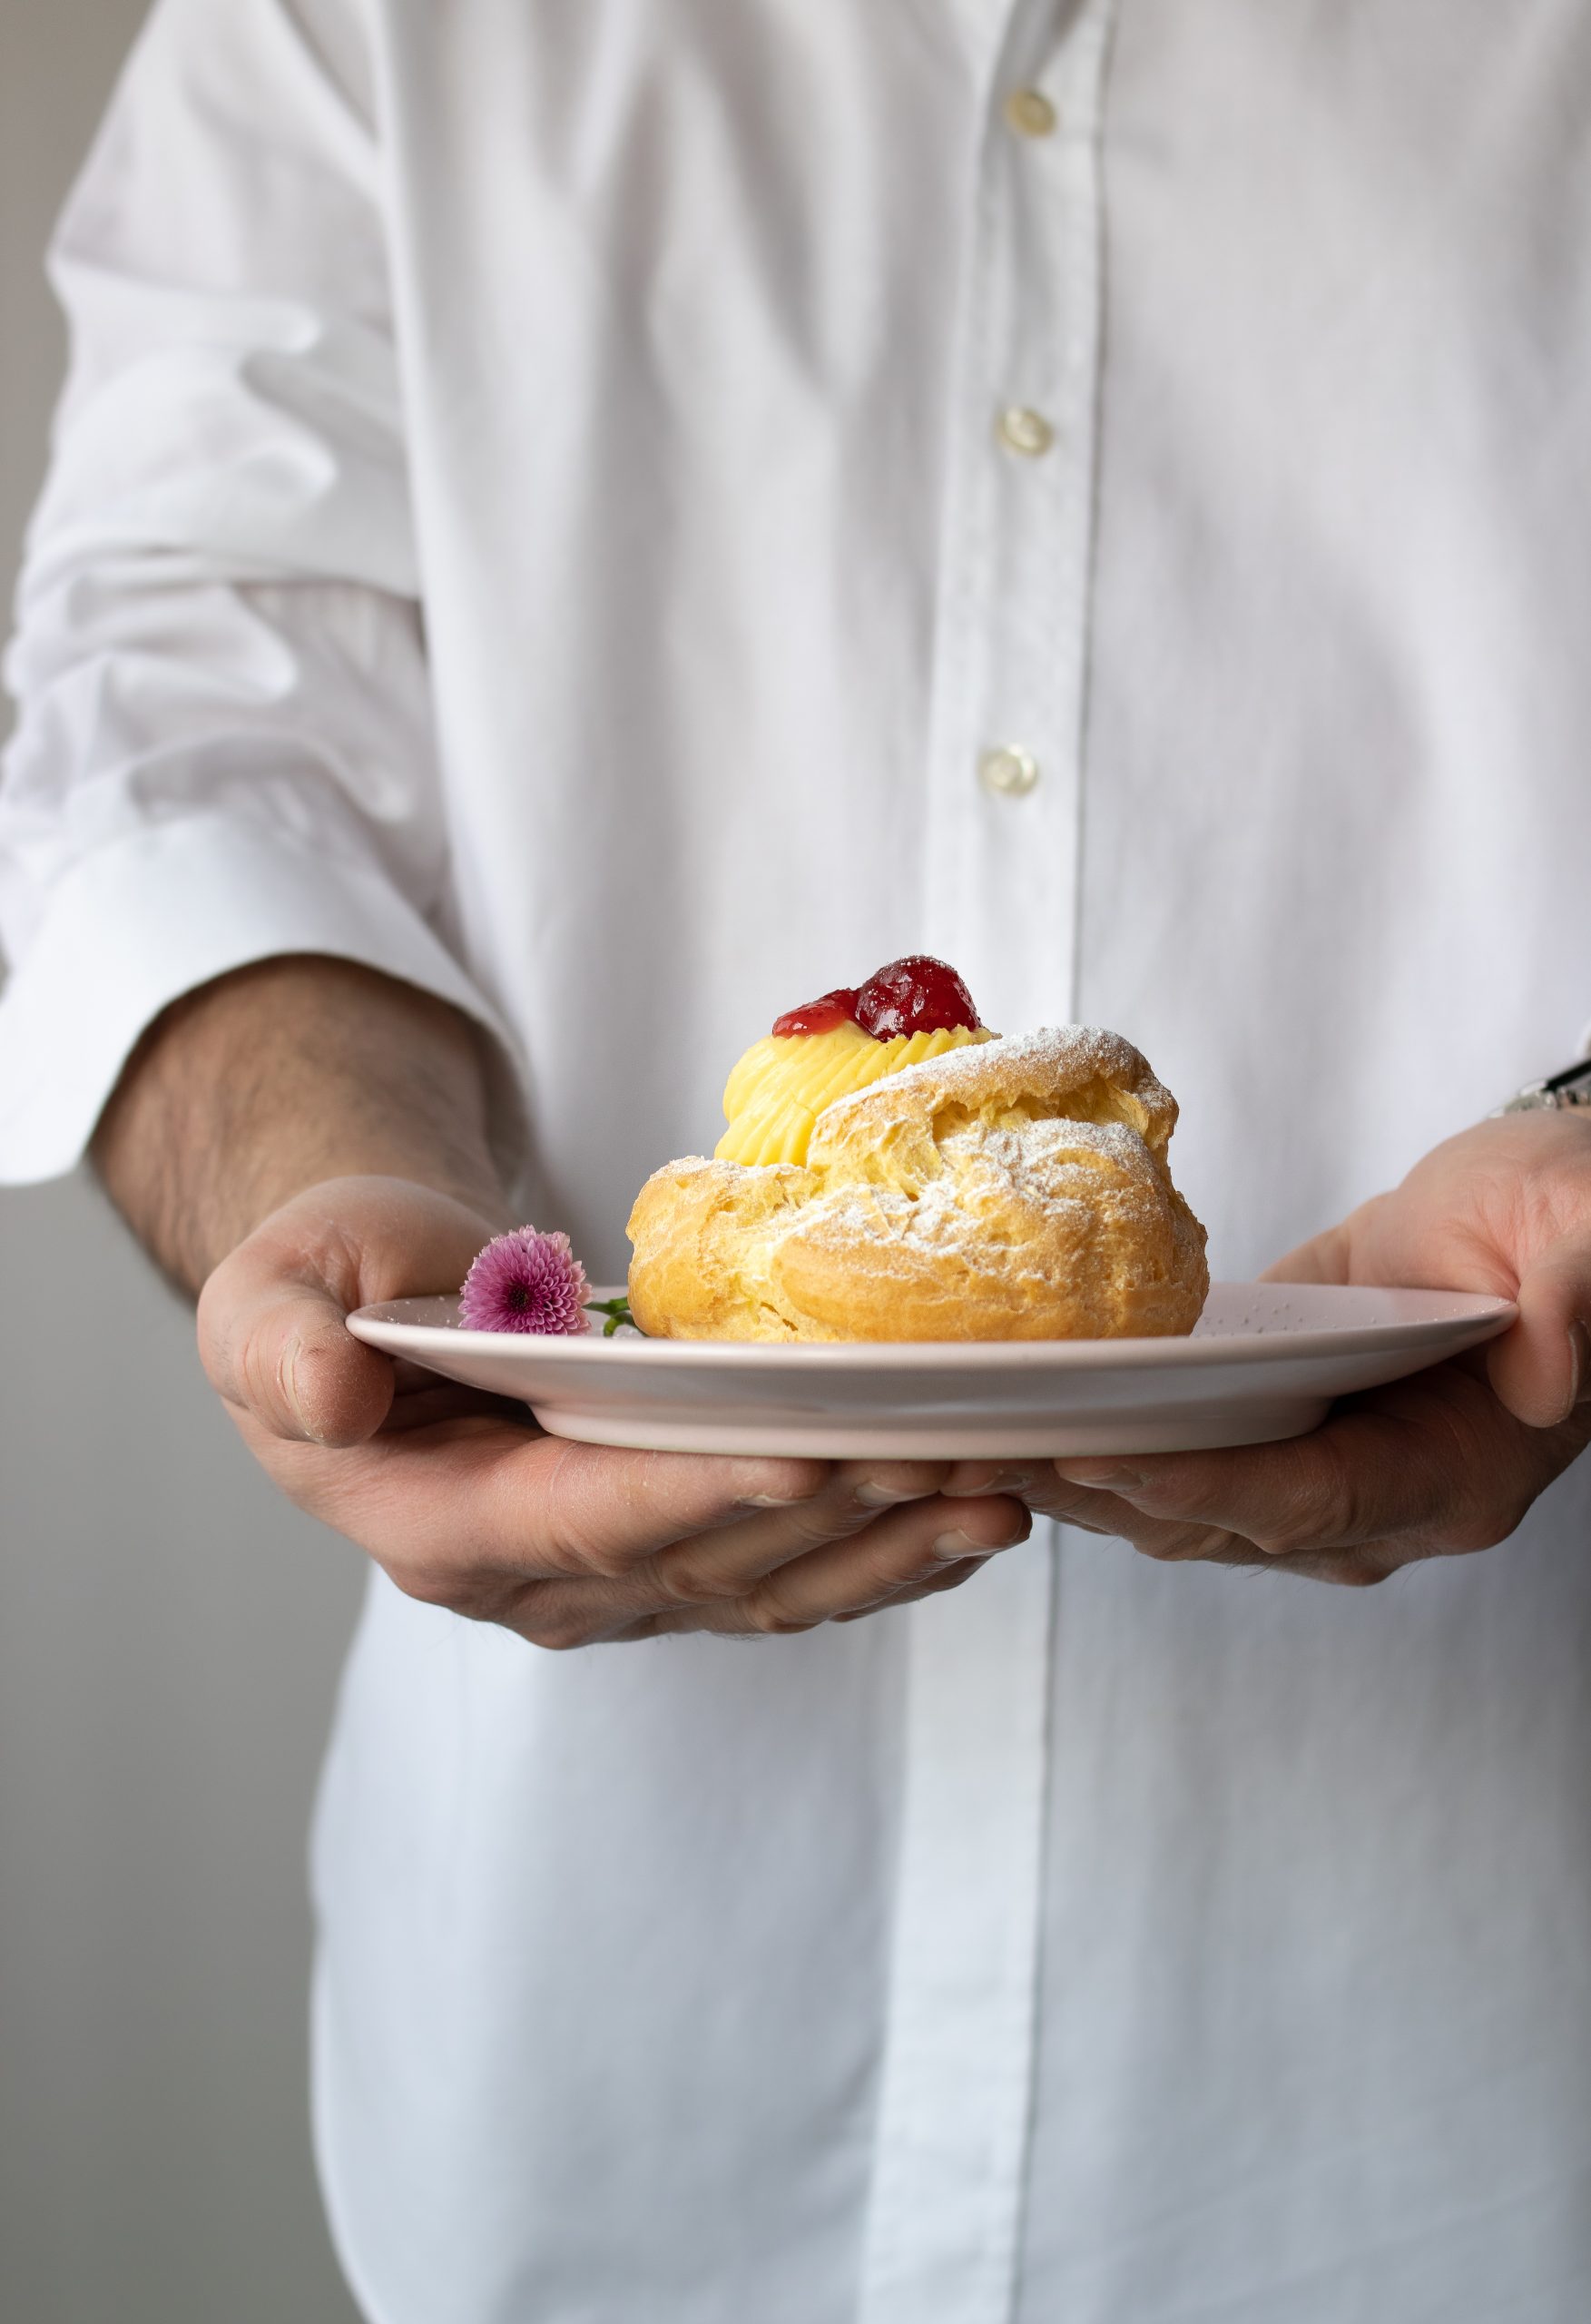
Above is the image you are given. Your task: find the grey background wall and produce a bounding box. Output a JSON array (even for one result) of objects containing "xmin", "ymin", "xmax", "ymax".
[{"xmin": 0, "ymin": 6, "xmax": 366, "ymax": 2319}]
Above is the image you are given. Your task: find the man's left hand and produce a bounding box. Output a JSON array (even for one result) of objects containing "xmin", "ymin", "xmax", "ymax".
[{"xmin": 953, "ymin": 1110, "xmax": 1591, "ymax": 1586}]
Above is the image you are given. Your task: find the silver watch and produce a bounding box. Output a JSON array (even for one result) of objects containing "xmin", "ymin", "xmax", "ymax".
[{"xmin": 1495, "ymin": 1058, "xmax": 1591, "ymax": 1115}]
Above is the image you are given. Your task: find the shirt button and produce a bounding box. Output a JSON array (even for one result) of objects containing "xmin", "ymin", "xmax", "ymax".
[
  {"xmin": 1004, "ymin": 88, "xmax": 1057, "ymax": 139},
  {"xmin": 979, "ymin": 744, "xmax": 1040, "ymax": 798},
  {"xmin": 996, "ymin": 405, "xmax": 1055, "ymax": 458}
]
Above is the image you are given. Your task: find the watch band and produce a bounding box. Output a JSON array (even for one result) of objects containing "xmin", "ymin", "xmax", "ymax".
[{"xmin": 1495, "ymin": 1057, "xmax": 1591, "ymax": 1115}]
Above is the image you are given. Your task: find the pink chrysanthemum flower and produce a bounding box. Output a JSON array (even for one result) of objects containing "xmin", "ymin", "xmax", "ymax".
[{"xmin": 457, "ymin": 1226, "xmax": 592, "ymax": 1335}]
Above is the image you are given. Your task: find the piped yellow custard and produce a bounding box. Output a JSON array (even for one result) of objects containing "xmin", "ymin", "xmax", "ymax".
[
  {"xmin": 714, "ymin": 954, "xmax": 997, "ymax": 1167},
  {"xmin": 718, "ymin": 1021, "xmax": 994, "ymax": 1166}
]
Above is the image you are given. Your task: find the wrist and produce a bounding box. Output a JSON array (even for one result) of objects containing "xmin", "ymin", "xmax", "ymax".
[
  {"xmin": 1493, "ymin": 1055, "xmax": 1591, "ymax": 1118},
  {"xmin": 92, "ymin": 955, "xmax": 509, "ymax": 1294}
]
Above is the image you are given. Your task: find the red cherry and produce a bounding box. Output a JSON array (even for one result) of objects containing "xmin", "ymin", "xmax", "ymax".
[
  {"xmin": 852, "ymin": 955, "xmax": 983, "ymax": 1040},
  {"xmin": 771, "ymin": 985, "xmax": 860, "ymax": 1038}
]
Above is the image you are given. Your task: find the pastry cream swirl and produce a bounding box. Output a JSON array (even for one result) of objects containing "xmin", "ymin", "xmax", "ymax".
[{"xmin": 716, "ymin": 1020, "xmax": 996, "ymax": 1167}]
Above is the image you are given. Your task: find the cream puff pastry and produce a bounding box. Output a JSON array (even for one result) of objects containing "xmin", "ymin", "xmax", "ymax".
[{"xmin": 626, "ymin": 960, "xmax": 1208, "ymax": 1343}]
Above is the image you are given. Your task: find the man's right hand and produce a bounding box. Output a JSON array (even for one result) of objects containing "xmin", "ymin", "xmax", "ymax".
[{"xmin": 196, "ymin": 1176, "xmax": 1032, "ymax": 1647}]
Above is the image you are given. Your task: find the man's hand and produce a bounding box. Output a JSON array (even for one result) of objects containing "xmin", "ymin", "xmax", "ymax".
[
  {"xmin": 93, "ymin": 958, "xmax": 1027, "ymax": 1649},
  {"xmin": 1011, "ymin": 1111, "xmax": 1591, "ymax": 1586},
  {"xmin": 197, "ymin": 1175, "xmax": 1031, "ymax": 1646}
]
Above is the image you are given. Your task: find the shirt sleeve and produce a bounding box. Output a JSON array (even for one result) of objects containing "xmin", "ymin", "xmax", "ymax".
[{"xmin": 0, "ymin": 0, "xmax": 516, "ymax": 1187}]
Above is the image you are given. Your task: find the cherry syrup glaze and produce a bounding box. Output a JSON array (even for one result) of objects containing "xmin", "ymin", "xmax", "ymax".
[
  {"xmin": 771, "ymin": 986, "xmax": 860, "ymax": 1037},
  {"xmin": 771, "ymin": 956, "xmax": 983, "ymax": 1042}
]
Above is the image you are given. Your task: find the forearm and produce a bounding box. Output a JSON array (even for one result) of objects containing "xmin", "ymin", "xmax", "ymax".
[{"xmin": 91, "ymin": 955, "xmax": 508, "ymax": 1295}]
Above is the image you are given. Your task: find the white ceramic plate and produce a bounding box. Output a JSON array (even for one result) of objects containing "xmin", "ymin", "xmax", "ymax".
[{"xmin": 347, "ymin": 1282, "xmax": 1516, "ymax": 1459}]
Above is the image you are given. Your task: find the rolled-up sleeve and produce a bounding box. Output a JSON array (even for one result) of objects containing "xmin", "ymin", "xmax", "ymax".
[{"xmin": 0, "ymin": 0, "xmax": 512, "ymax": 1185}]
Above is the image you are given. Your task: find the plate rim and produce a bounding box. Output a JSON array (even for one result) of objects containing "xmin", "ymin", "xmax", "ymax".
[{"xmin": 347, "ymin": 1282, "xmax": 1517, "ymax": 1374}]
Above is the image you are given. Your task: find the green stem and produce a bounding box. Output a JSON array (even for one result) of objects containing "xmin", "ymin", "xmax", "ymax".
[{"xmin": 584, "ymin": 1295, "xmax": 638, "ymax": 1337}]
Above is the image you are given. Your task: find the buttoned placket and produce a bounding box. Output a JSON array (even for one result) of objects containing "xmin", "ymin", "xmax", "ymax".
[
  {"xmin": 922, "ymin": 0, "xmax": 1115, "ymax": 1027},
  {"xmin": 862, "ymin": 8, "xmax": 1119, "ymax": 2321}
]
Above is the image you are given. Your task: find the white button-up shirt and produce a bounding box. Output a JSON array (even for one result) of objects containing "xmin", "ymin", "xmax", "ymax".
[{"xmin": 6, "ymin": 3, "xmax": 1591, "ymax": 2319}]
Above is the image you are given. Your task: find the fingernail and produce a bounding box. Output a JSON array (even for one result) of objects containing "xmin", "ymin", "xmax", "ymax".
[
  {"xmin": 741, "ymin": 1493, "xmax": 806, "ymax": 1510},
  {"xmin": 856, "ymin": 1482, "xmax": 928, "ymax": 1508},
  {"xmin": 932, "ymin": 1529, "xmax": 1003, "ymax": 1561},
  {"xmin": 282, "ymin": 1335, "xmax": 326, "ymax": 1444},
  {"xmin": 1056, "ymin": 1462, "xmax": 1144, "ymax": 1492},
  {"xmin": 942, "ymin": 1469, "xmax": 1034, "ymax": 1498},
  {"xmin": 1573, "ymin": 1323, "xmax": 1591, "ymax": 1407}
]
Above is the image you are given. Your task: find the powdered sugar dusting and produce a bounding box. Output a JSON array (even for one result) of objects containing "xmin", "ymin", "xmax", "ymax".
[
  {"xmin": 856, "ymin": 1022, "xmax": 1151, "ymax": 1098},
  {"xmin": 813, "ymin": 1023, "xmax": 1174, "ymax": 1140},
  {"xmin": 800, "ymin": 1110, "xmax": 1168, "ymax": 1256}
]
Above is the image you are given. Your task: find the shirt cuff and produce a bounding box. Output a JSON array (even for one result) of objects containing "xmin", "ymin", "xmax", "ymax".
[{"xmin": 0, "ymin": 812, "xmax": 520, "ymax": 1186}]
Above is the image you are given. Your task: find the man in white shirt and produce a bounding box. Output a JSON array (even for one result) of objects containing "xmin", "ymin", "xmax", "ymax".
[{"xmin": 5, "ymin": 1, "xmax": 1591, "ymax": 2318}]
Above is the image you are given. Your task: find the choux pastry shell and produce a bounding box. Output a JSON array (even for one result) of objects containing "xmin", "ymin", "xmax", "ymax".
[{"xmin": 626, "ymin": 1025, "xmax": 1208, "ymax": 1342}]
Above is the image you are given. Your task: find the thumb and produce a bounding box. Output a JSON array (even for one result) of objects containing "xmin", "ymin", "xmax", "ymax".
[
  {"xmin": 1486, "ymin": 1241, "xmax": 1591, "ymax": 1429},
  {"xmin": 200, "ymin": 1255, "xmax": 397, "ymax": 1447},
  {"xmin": 197, "ymin": 1177, "xmax": 503, "ymax": 1447},
  {"xmin": 1259, "ymin": 1215, "xmax": 1356, "ymax": 1286}
]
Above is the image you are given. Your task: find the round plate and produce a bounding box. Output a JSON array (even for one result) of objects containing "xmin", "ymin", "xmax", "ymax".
[{"xmin": 346, "ymin": 1282, "xmax": 1517, "ymax": 1459}]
